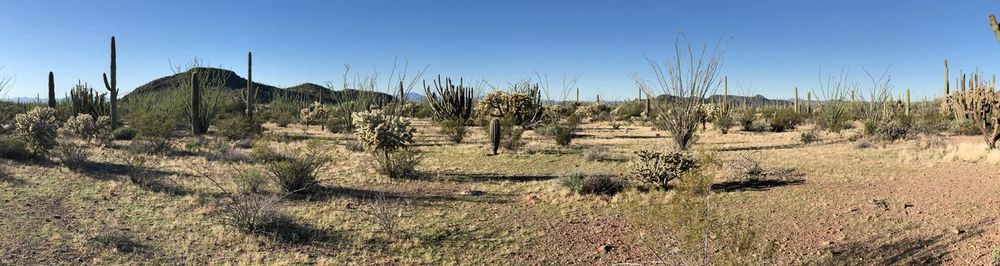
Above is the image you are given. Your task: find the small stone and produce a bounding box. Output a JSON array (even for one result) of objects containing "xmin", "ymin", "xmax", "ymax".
[
  {"xmin": 459, "ymin": 190, "xmax": 486, "ymax": 196},
  {"xmin": 949, "ymin": 227, "xmax": 964, "ymax": 235},
  {"xmin": 597, "ymin": 244, "xmax": 613, "ymax": 253}
]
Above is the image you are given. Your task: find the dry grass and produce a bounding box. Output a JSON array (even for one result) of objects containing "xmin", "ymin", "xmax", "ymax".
[{"xmin": 1, "ymin": 119, "xmax": 999, "ymax": 264}]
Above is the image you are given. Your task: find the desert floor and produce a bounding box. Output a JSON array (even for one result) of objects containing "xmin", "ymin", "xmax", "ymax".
[{"xmin": 2, "ymin": 119, "xmax": 998, "ymax": 265}]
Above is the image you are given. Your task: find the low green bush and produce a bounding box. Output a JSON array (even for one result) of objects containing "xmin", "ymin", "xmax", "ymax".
[
  {"xmin": 0, "ymin": 135, "xmax": 31, "ymax": 160},
  {"xmin": 560, "ymin": 173, "xmax": 625, "ymax": 196}
]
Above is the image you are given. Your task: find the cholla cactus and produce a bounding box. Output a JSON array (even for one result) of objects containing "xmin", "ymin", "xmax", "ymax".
[
  {"xmin": 474, "ymin": 84, "xmax": 544, "ymax": 126},
  {"xmin": 629, "ymin": 150, "xmax": 699, "ymax": 188},
  {"xmin": 946, "ymin": 72, "xmax": 1000, "ymax": 149},
  {"xmin": 352, "ymin": 110, "xmax": 415, "ymax": 154},
  {"xmin": 65, "ymin": 114, "xmax": 112, "ymax": 143},
  {"xmin": 14, "ymin": 107, "xmax": 59, "ymax": 155},
  {"xmin": 299, "ymin": 102, "xmax": 329, "ymax": 129}
]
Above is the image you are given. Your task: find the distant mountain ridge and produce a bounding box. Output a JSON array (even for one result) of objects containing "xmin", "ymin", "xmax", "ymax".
[{"xmin": 124, "ymin": 67, "xmax": 393, "ymax": 104}]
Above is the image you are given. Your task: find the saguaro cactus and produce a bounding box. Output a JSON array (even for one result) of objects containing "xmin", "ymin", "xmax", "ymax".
[
  {"xmin": 489, "ymin": 117, "xmax": 501, "ymax": 155},
  {"xmin": 806, "ymin": 92, "xmax": 812, "ymax": 114},
  {"xmin": 47, "ymin": 72, "xmax": 55, "ymax": 108},
  {"xmin": 794, "ymin": 87, "xmax": 799, "ymax": 113},
  {"xmin": 722, "ymin": 76, "xmax": 728, "ymax": 114},
  {"xmin": 191, "ymin": 72, "xmax": 205, "ymax": 135},
  {"xmin": 241, "ymin": 51, "xmax": 258, "ymax": 119},
  {"xmin": 905, "ymin": 89, "xmax": 911, "ymax": 116},
  {"xmin": 101, "ymin": 36, "xmax": 119, "ymax": 129},
  {"xmin": 944, "ymin": 59, "xmax": 950, "ymax": 96}
]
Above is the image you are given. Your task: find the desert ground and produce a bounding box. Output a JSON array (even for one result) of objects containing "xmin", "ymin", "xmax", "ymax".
[{"xmin": 2, "ymin": 117, "xmax": 998, "ymax": 265}]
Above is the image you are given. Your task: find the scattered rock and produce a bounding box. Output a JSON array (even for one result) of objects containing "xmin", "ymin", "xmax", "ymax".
[
  {"xmin": 949, "ymin": 227, "xmax": 964, "ymax": 235},
  {"xmin": 459, "ymin": 190, "xmax": 486, "ymax": 196},
  {"xmin": 597, "ymin": 244, "xmax": 613, "ymax": 253}
]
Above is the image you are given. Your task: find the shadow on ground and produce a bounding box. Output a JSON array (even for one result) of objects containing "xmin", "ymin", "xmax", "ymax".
[
  {"xmin": 819, "ymin": 218, "xmax": 995, "ymax": 265},
  {"xmin": 712, "ymin": 178, "xmax": 805, "ymax": 192},
  {"xmin": 290, "ymin": 185, "xmax": 513, "ymax": 204},
  {"xmin": 438, "ymin": 173, "xmax": 559, "ymax": 183}
]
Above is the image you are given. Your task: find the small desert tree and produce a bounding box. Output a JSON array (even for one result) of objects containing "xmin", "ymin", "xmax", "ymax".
[{"xmin": 634, "ymin": 35, "xmax": 725, "ymax": 150}]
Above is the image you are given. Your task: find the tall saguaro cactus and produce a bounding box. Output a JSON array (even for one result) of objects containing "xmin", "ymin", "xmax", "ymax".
[
  {"xmin": 101, "ymin": 36, "xmax": 119, "ymax": 129},
  {"xmin": 47, "ymin": 72, "xmax": 56, "ymax": 108},
  {"xmin": 722, "ymin": 76, "xmax": 728, "ymax": 114},
  {"xmin": 241, "ymin": 51, "xmax": 258, "ymax": 120},
  {"xmin": 794, "ymin": 87, "xmax": 799, "ymax": 113},
  {"xmin": 191, "ymin": 72, "xmax": 205, "ymax": 135}
]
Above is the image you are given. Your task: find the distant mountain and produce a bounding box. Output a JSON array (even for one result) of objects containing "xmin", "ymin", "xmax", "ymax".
[
  {"xmin": 1, "ymin": 97, "xmax": 50, "ymax": 103},
  {"xmin": 706, "ymin": 94, "xmax": 792, "ymax": 107},
  {"xmin": 123, "ymin": 67, "xmax": 393, "ymax": 104},
  {"xmin": 653, "ymin": 94, "xmax": 792, "ymax": 107},
  {"xmin": 403, "ymin": 92, "xmax": 424, "ymax": 102}
]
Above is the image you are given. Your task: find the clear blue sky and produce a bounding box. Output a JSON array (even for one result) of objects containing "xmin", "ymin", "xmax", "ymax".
[{"xmin": 2, "ymin": 0, "xmax": 999, "ymax": 101}]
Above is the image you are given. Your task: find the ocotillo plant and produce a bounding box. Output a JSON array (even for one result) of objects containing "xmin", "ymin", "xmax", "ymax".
[
  {"xmin": 191, "ymin": 72, "xmax": 205, "ymax": 135},
  {"xmin": 489, "ymin": 117, "xmax": 501, "ymax": 155},
  {"xmin": 101, "ymin": 36, "xmax": 119, "ymax": 129},
  {"xmin": 241, "ymin": 51, "xmax": 258, "ymax": 120},
  {"xmin": 47, "ymin": 72, "xmax": 55, "ymax": 108},
  {"xmin": 423, "ymin": 75, "xmax": 474, "ymax": 121}
]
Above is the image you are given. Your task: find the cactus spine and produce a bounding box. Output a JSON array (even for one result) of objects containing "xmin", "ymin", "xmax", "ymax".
[
  {"xmin": 191, "ymin": 72, "xmax": 205, "ymax": 135},
  {"xmin": 101, "ymin": 36, "xmax": 119, "ymax": 129},
  {"xmin": 241, "ymin": 51, "xmax": 257, "ymax": 120},
  {"xmin": 47, "ymin": 72, "xmax": 56, "ymax": 108},
  {"xmin": 489, "ymin": 117, "xmax": 501, "ymax": 155}
]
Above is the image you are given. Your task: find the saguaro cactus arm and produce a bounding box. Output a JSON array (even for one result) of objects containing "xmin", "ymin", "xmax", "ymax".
[{"xmin": 990, "ymin": 15, "xmax": 1000, "ymax": 43}]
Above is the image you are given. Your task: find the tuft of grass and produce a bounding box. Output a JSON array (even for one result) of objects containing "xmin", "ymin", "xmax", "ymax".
[
  {"xmin": 374, "ymin": 148, "xmax": 423, "ymax": 179},
  {"xmin": 53, "ymin": 141, "xmax": 88, "ymax": 171},
  {"xmin": 559, "ymin": 173, "xmax": 625, "ymax": 196},
  {"xmin": 800, "ymin": 130, "xmax": 820, "ymax": 144},
  {"xmin": 352, "ymin": 193, "xmax": 403, "ymax": 240},
  {"xmin": 265, "ymin": 149, "xmax": 328, "ymax": 194},
  {"xmin": 582, "ymin": 146, "xmax": 612, "ymax": 162},
  {"xmin": 122, "ymin": 151, "xmax": 156, "ymax": 188}
]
